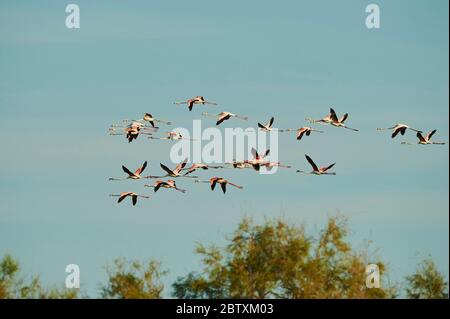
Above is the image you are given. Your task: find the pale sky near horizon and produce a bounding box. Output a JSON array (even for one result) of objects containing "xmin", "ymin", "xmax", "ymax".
[{"xmin": 0, "ymin": 0, "xmax": 448, "ymax": 297}]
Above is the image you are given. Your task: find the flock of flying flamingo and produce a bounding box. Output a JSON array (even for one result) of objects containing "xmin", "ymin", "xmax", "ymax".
[{"xmin": 108, "ymin": 96, "xmax": 446, "ymax": 206}]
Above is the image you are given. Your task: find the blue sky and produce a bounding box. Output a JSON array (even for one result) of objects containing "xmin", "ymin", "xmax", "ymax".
[{"xmin": 0, "ymin": 0, "xmax": 448, "ymax": 297}]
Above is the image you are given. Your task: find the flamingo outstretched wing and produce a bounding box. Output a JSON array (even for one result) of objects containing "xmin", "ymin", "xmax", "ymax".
[
  {"xmin": 174, "ymin": 158, "xmax": 188, "ymax": 174},
  {"xmin": 322, "ymin": 163, "xmax": 336, "ymax": 172},
  {"xmin": 216, "ymin": 114, "xmax": 230, "ymax": 126},
  {"xmin": 329, "ymin": 108, "xmax": 339, "ymax": 123},
  {"xmin": 426, "ymin": 130, "xmax": 437, "ymax": 141},
  {"xmin": 297, "ymin": 128, "xmax": 308, "ymax": 140},
  {"xmin": 416, "ymin": 132, "xmax": 427, "ymax": 143},
  {"xmin": 118, "ymin": 192, "xmax": 131, "ymax": 203},
  {"xmin": 392, "ymin": 127, "xmax": 403, "ymax": 138},
  {"xmin": 305, "ymin": 155, "xmax": 319, "ymax": 172},
  {"xmin": 210, "ymin": 178, "xmax": 218, "ymax": 191},
  {"xmin": 122, "ymin": 165, "xmax": 134, "ymax": 177},
  {"xmin": 134, "ymin": 161, "xmax": 147, "ymax": 175},
  {"xmin": 144, "ymin": 113, "xmax": 155, "ymax": 127},
  {"xmin": 187, "ymin": 100, "xmax": 195, "ymax": 111},
  {"xmin": 160, "ymin": 163, "xmax": 175, "ymax": 176}
]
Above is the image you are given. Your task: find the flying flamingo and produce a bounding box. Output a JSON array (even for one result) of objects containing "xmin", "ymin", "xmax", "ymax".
[
  {"xmin": 377, "ymin": 123, "xmax": 422, "ymax": 138},
  {"xmin": 125, "ymin": 128, "xmax": 140, "ymax": 143},
  {"xmin": 109, "ymin": 161, "xmax": 149, "ymax": 181},
  {"xmin": 195, "ymin": 177, "xmax": 243, "ymax": 194},
  {"xmin": 149, "ymin": 131, "xmax": 195, "ymax": 141},
  {"xmin": 296, "ymin": 154, "xmax": 336, "ymax": 175},
  {"xmin": 152, "ymin": 158, "xmax": 198, "ymax": 179},
  {"xmin": 109, "ymin": 122, "xmax": 155, "ymax": 143},
  {"xmin": 402, "ymin": 130, "xmax": 446, "ymax": 145},
  {"xmin": 247, "ymin": 148, "xmax": 271, "ymax": 171},
  {"xmin": 307, "ymin": 108, "xmax": 359, "ymax": 131},
  {"xmin": 174, "ymin": 96, "xmax": 217, "ymax": 111},
  {"xmin": 281, "ymin": 126, "xmax": 324, "ymax": 140},
  {"xmin": 227, "ymin": 148, "xmax": 270, "ymax": 170},
  {"xmin": 122, "ymin": 113, "xmax": 172, "ymax": 128},
  {"xmin": 202, "ymin": 112, "xmax": 248, "ymax": 126},
  {"xmin": 109, "ymin": 127, "xmax": 151, "ymax": 143},
  {"xmin": 109, "ymin": 192, "xmax": 150, "ymax": 206},
  {"xmin": 228, "ymin": 160, "xmax": 253, "ymax": 169},
  {"xmin": 257, "ymin": 116, "xmax": 295, "ymax": 133},
  {"xmin": 258, "ymin": 117, "xmax": 275, "ymax": 131},
  {"xmin": 182, "ymin": 163, "xmax": 226, "ymax": 176},
  {"xmin": 144, "ymin": 180, "xmax": 186, "ymax": 193},
  {"xmin": 110, "ymin": 121, "xmax": 158, "ymax": 131}
]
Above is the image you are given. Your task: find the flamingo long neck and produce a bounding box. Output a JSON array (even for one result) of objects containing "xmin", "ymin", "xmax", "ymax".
[{"xmin": 227, "ymin": 182, "xmax": 242, "ymax": 189}]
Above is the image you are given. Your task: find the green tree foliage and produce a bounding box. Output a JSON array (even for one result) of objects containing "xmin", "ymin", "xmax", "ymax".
[
  {"xmin": 172, "ymin": 217, "xmax": 397, "ymax": 299},
  {"xmin": 0, "ymin": 254, "xmax": 18, "ymax": 298},
  {"xmin": 0, "ymin": 254, "xmax": 78, "ymax": 299},
  {"xmin": 2, "ymin": 217, "xmax": 448, "ymax": 299},
  {"xmin": 101, "ymin": 258, "xmax": 167, "ymax": 299},
  {"xmin": 405, "ymin": 258, "xmax": 448, "ymax": 299}
]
